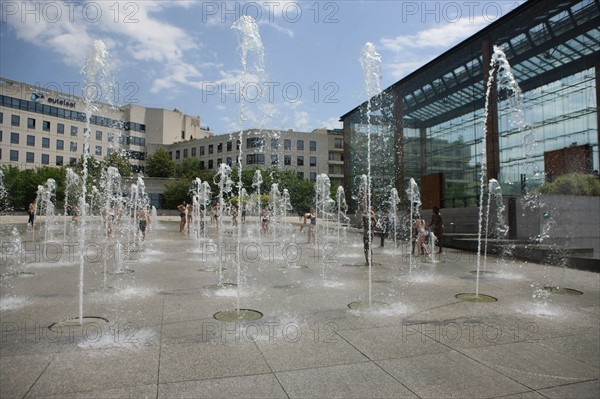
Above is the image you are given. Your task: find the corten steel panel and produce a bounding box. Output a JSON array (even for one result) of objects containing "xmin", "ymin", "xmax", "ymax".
[
  {"xmin": 422, "ymin": 173, "xmax": 444, "ymax": 210},
  {"xmin": 544, "ymin": 144, "xmax": 592, "ymax": 181}
]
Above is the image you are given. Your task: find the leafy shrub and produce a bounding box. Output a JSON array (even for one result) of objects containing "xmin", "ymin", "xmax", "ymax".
[{"xmin": 535, "ymin": 173, "xmax": 600, "ymax": 196}]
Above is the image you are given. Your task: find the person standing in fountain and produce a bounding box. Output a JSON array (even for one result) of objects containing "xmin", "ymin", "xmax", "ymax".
[
  {"xmin": 232, "ymin": 205, "xmax": 239, "ymax": 227},
  {"xmin": 27, "ymin": 200, "xmax": 36, "ymax": 228},
  {"xmin": 300, "ymin": 208, "xmax": 316, "ymax": 244},
  {"xmin": 177, "ymin": 201, "xmax": 187, "ymax": 233},
  {"xmin": 362, "ymin": 207, "xmax": 377, "ymax": 265},
  {"xmin": 414, "ymin": 218, "xmax": 428, "ymax": 255},
  {"xmin": 186, "ymin": 202, "xmax": 194, "ymax": 234},
  {"xmin": 261, "ymin": 206, "xmax": 270, "ymax": 234},
  {"xmin": 71, "ymin": 205, "xmax": 80, "ymax": 226},
  {"xmin": 428, "ymin": 206, "xmax": 444, "ymax": 253},
  {"xmin": 138, "ymin": 207, "xmax": 150, "ymax": 241}
]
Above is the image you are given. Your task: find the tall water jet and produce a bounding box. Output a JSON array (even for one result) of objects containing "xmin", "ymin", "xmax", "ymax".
[
  {"xmin": 64, "ymin": 168, "xmax": 80, "ymax": 242},
  {"xmin": 347, "ymin": 43, "xmax": 385, "ymax": 311},
  {"xmin": 252, "ymin": 169, "xmax": 263, "ymax": 237},
  {"xmin": 213, "ymin": 16, "xmax": 264, "ymax": 322},
  {"xmin": 336, "ymin": 186, "xmax": 349, "ymax": 245},
  {"xmin": 406, "ymin": 178, "xmax": 421, "ymax": 273},
  {"xmin": 40, "ymin": 179, "xmax": 57, "ymax": 242},
  {"xmin": 482, "ymin": 179, "xmax": 509, "ymax": 273},
  {"xmin": 458, "ymin": 45, "xmax": 522, "ymax": 303},
  {"xmin": 315, "ymin": 174, "xmax": 334, "ymax": 282},
  {"xmin": 387, "ymin": 187, "xmax": 401, "ymax": 251}
]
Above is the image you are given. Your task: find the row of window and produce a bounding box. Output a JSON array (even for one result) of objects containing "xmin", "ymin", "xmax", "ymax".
[
  {"xmin": 0, "ymin": 95, "xmax": 122, "ymax": 128},
  {"xmin": 185, "ymin": 138, "xmax": 319, "ymax": 157},
  {"xmin": 2, "ymin": 149, "xmax": 75, "ymax": 166},
  {"xmin": 173, "ymin": 149, "xmax": 319, "ymax": 168},
  {"xmin": 1, "ymin": 113, "xmax": 128, "ymax": 144},
  {"xmin": 3, "ymin": 131, "xmax": 121, "ymax": 153}
]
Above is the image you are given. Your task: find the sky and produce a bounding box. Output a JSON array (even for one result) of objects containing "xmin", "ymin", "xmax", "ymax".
[{"xmin": 0, "ymin": 0, "xmax": 524, "ymax": 135}]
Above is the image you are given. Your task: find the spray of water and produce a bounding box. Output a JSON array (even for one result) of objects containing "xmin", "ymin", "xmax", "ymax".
[
  {"xmin": 360, "ymin": 42, "xmax": 382, "ymax": 306},
  {"xmin": 232, "ymin": 16, "xmax": 265, "ymax": 314},
  {"xmin": 77, "ymin": 39, "xmax": 112, "ymax": 323}
]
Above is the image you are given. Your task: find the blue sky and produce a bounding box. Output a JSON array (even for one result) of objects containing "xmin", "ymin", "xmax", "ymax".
[{"xmin": 1, "ymin": 1, "xmax": 523, "ymax": 135}]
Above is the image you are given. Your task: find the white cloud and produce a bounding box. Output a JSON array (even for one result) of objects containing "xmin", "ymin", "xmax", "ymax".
[
  {"xmin": 380, "ymin": 16, "xmax": 490, "ymax": 52},
  {"xmin": 4, "ymin": 1, "xmax": 205, "ymax": 93}
]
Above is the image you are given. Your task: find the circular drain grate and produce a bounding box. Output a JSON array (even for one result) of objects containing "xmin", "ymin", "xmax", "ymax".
[
  {"xmin": 455, "ymin": 293, "xmax": 498, "ymax": 302},
  {"xmin": 105, "ymin": 269, "xmax": 135, "ymax": 275},
  {"xmin": 213, "ymin": 309, "xmax": 263, "ymax": 322},
  {"xmin": 347, "ymin": 300, "xmax": 389, "ymax": 311},
  {"xmin": 1, "ymin": 271, "xmax": 35, "ymax": 279},
  {"xmin": 203, "ymin": 282, "xmax": 237, "ymax": 290},
  {"xmin": 542, "ymin": 286, "xmax": 583, "ymax": 295},
  {"xmin": 48, "ymin": 316, "xmax": 109, "ymax": 333}
]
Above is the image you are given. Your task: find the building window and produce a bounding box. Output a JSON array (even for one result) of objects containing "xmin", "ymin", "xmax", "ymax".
[
  {"xmin": 284, "ymin": 139, "xmax": 291, "ymax": 150},
  {"xmin": 217, "ymin": 158, "xmax": 222, "ymax": 165},
  {"xmin": 310, "ymin": 172, "xmax": 317, "ymax": 181},
  {"xmin": 334, "ymin": 138, "xmax": 342, "ymax": 148},
  {"xmin": 26, "ymin": 152, "xmax": 34, "ymax": 163},
  {"xmin": 297, "ymin": 172, "xmax": 304, "ymax": 179},
  {"xmin": 183, "ymin": 148, "xmax": 188, "ymax": 158},
  {"xmin": 208, "ymin": 159, "xmax": 214, "ymax": 169},
  {"xmin": 107, "ymin": 132, "xmax": 113, "ymax": 142},
  {"xmin": 297, "ymin": 140, "xmax": 304, "ymax": 151},
  {"xmin": 27, "ymin": 135, "xmax": 35, "ymax": 146},
  {"xmin": 70, "ymin": 158, "xmax": 77, "ymax": 166},
  {"xmin": 208, "ymin": 144, "xmax": 213, "ymax": 154},
  {"xmin": 181, "ymin": 131, "xmax": 185, "ymax": 140},
  {"xmin": 226, "ymin": 157, "xmax": 232, "ymax": 166},
  {"xmin": 57, "ymin": 123, "xmax": 64, "ymax": 134},
  {"xmin": 217, "ymin": 143, "xmax": 223, "ymax": 153},
  {"xmin": 191, "ymin": 147, "xmax": 197, "ymax": 157},
  {"xmin": 27, "ymin": 118, "xmax": 36, "ymax": 129},
  {"xmin": 271, "ymin": 138, "xmax": 279, "ymax": 148},
  {"xmin": 56, "ymin": 139, "xmax": 64, "ymax": 150},
  {"xmin": 284, "ymin": 155, "xmax": 291, "ymax": 165},
  {"xmin": 175, "ymin": 150, "xmax": 180, "ymax": 160},
  {"xmin": 297, "ymin": 156, "xmax": 304, "ymax": 166},
  {"xmin": 42, "ymin": 137, "xmax": 50, "ymax": 148},
  {"xmin": 41, "ymin": 154, "xmax": 49, "ymax": 165},
  {"xmin": 11, "ymin": 132, "xmax": 19, "ymax": 144},
  {"xmin": 43, "ymin": 121, "xmax": 51, "ymax": 132},
  {"xmin": 95, "ymin": 146, "xmax": 102, "ymax": 156},
  {"xmin": 10, "ymin": 150, "xmax": 18, "ymax": 162},
  {"xmin": 0, "ymin": 112, "xmax": 3, "ymax": 124},
  {"xmin": 271, "ymin": 154, "xmax": 278, "ymax": 165},
  {"xmin": 246, "ymin": 154, "xmax": 265, "ymax": 165},
  {"xmin": 107, "ymin": 148, "xmax": 113, "ymax": 155},
  {"xmin": 246, "ymin": 137, "xmax": 264, "ymax": 148},
  {"xmin": 200, "ymin": 161, "xmax": 205, "ymax": 169},
  {"xmin": 11, "ymin": 115, "xmax": 20, "ymax": 126},
  {"xmin": 70, "ymin": 142, "xmax": 77, "ymax": 152},
  {"xmin": 310, "ymin": 140, "xmax": 316, "ymax": 151},
  {"xmin": 71, "ymin": 126, "xmax": 78, "ymax": 136},
  {"xmin": 310, "ymin": 156, "xmax": 317, "ymax": 167},
  {"xmin": 56, "ymin": 155, "xmax": 63, "ymax": 166},
  {"xmin": 200, "ymin": 146, "xmax": 205, "ymax": 155},
  {"xmin": 227, "ymin": 141, "xmax": 232, "ymax": 151},
  {"xmin": 96, "ymin": 130, "xmax": 102, "ymax": 140},
  {"xmin": 0, "ymin": 131, "xmax": 2, "ymax": 142}
]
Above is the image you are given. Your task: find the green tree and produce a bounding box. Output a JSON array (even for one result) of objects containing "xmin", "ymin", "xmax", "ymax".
[
  {"xmin": 0, "ymin": 165, "xmax": 66, "ymax": 211},
  {"xmin": 162, "ymin": 178, "xmax": 193, "ymax": 209},
  {"xmin": 146, "ymin": 148, "xmax": 176, "ymax": 177},
  {"xmin": 175, "ymin": 158, "xmax": 213, "ymax": 182},
  {"xmin": 102, "ymin": 151, "xmax": 132, "ymax": 177}
]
